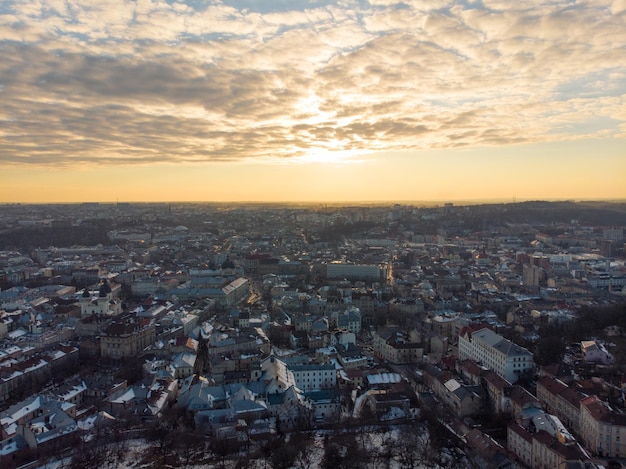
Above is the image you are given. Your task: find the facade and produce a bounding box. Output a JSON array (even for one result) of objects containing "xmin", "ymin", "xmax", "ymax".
[
  {"xmin": 100, "ymin": 316, "xmax": 156, "ymax": 359},
  {"xmin": 536, "ymin": 375, "xmax": 585, "ymax": 435},
  {"xmin": 425, "ymin": 311, "xmax": 461, "ymax": 339},
  {"xmin": 423, "ymin": 365, "xmax": 483, "ymax": 419},
  {"xmin": 79, "ymin": 281, "xmax": 122, "ymax": 317},
  {"xmin": 326, "ymin": 263, "xmax": 382, "ymax": 281},
  {"xmin": 332, "ymin": 307, "xmax": 362, "ymax": 335},
  {"xmin": 290, "ymin": 364, "xmax": 337, "ymax": 392},
  {"xmin": 303, "ymin": 390, "xmax": 340, "ymax": 423},
  {"xmin": 508, "ymin": 417, "xmax": 591, "ymax": 469},
  {"xmin": 579, "ymin": 395, "xmax": 626, "ymax": 458},
  {"xmin": 372, "ymin": 327, "xmax": 424, "ymax": 364},
  {"xmin": 458, "ymin": 327, "xmax": 533, "ymax": 384},
  {"xmin": 522, "ymin": 264, "xmax": 543, "ymax": 287},
  {"xmin": 507, "ymin": 422, "xmax": 533, "ymax": 468},
  {"xmin": 531, "ymin": 430, "xmax": 589, "ymax": 469}
]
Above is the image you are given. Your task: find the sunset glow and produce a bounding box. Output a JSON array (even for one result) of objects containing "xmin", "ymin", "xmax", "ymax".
[{"xmin": 0, "ymin": 0, "xmax": 625, "ymax": 204}]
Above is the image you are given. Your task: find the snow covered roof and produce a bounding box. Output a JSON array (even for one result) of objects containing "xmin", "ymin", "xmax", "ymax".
[{"xmin": 366, "ymin": 373, "xmax": 402, "ymax": 385}]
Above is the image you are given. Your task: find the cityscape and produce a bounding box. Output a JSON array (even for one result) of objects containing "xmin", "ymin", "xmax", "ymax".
[
  {"xmin": 1, "ymin": 0, "xmax": 626, "ymax": 467},
  {"xmin": 0, "ymin": 200, "xmax": 624, "ymax": 468}
]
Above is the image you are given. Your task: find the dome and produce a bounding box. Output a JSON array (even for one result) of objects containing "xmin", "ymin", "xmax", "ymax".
[{"xmin": 99, "ymin": 279, "xmax": 112, "ymax": 298}]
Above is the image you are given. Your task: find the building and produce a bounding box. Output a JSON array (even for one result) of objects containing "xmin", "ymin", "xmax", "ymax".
[
  {"xmin": 207, "ymin": 328, "xmax": 270, "ymax": 357},
  {"xmin": 372, "ymin": 327, "xmax": 424, "ymax": 364},
  {"xmin": 336, "ymin": 343, "xmax": 368, "ymax": 369},
  {"xmin": 168, "ymin": 277, "xmax": 249, "ymax": 306},
  {"xmin": 289, "ymin": 364, "xmax": 337, "ymax": 392},
  {"xmin": 79, "ymin": 281, "xmax": 122, "ymax": 317},
  {"xmin": 331, "ymin": 307, "xmax": 362, "ymax": 335},
  {"xmin": 581, "ymin": 340, "xmax": 612, "ymax": 365},
  {"xmin": 523, "ymin": 264, "xmax": 543, "ymax": 287},
  {"xmin": 579, "ymin": 395, "xmax": 626, "ymax": 458},
  {"xmin": 326, "ymin": 263, "xmax": 382, "ymax": 282},
  {"xmin": 536, "ymin": 375, "xmax": 586, "ymax": 435},
  {"xmin": 424, "ymin": 310, "xmax": 461, "ymax": 339},
  {"xmin": 100, "ymin": 315, "xmax": 156, "ymax": 359},
  {"xmin": 303, "ymin": 390, "xmax": 340, "ymax": 423},
  {"xmin": 458, "ymin": 326, "xmax": 533, "ymax": 384},
  {"xmin": 169, "ymin": 352, "xmax": 197, "ymax": 379},
  {"xmin": 507, "ymin": 422, "xmax": 533, "ymax": 467},
  {"xmin": 603, "ymin": 228, "xmax": 624, "ymax": 242},
  {"xmin": 508, "ymin": 422, "xmax": 591, "ymax": 469}
]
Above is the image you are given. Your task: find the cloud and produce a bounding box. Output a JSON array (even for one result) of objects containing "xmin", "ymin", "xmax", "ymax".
[{"xmin": 0, "ymin": 0, "xmax": 624, "ymax": 167}]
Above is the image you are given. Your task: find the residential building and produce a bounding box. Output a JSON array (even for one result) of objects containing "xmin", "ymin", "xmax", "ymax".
[
  {"xmin": 581, "ymin": 340, "xmax": 612, "ymax": 365},
  {"xmin": 579, "ymin": 395, "xmax": 626, "ymax": 458},
  {"xmin": 458, "ymin": 326, "xmax": 533, "ymax": 384},
  {"xmin": 507, "ymin": 422, "xmax": 533, "ymax": 467},
  {"xmin": 169, "ymin": 352, "xmax": 197, "ymax": 379},
  {"xmin": 422, "ymin": 365, "xmax": 483, "ymax": 419},
  {"xmin": 331, "ymin": 307, "xmax": 362, "ymax": 335},
  {"xmin": 303, "ymin": 390, "xmax": 340, "ymax": 423},
  {"xmin": 372, "ymin": 327, "xmax": 424, "ymax": 364},
  {"xmin": 508, "ymin": 410, "xmax": 591, "ymax": 469},
  {"xmin": 290, "ymin": 364, "xmax": 336, "ymax": 392},
  {"xmin": 536, "ymin": 375, "xmax": 586, "ymax": 436},
  {"xmin": 207, "ymin": 327, "xmax": 270, "ymax": 357}
]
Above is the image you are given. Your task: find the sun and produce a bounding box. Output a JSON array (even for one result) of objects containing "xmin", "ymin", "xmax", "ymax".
[{"xmin": 294, "ymin": 145, "xmax": 368, "ymax": 165}]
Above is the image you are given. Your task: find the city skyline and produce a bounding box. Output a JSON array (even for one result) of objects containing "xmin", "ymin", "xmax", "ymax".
[{"xmin": 1, "ymin": 0, "xmax": 625, "ymax": 204}]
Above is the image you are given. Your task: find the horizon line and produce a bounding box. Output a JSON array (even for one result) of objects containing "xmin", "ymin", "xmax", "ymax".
[{"xmin": 2, "ymin": 197, "xmax": 626, "ymax": 206}]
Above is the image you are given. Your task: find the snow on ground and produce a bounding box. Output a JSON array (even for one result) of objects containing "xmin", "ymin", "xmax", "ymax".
[{"xmin": 31, "ymin": 424, "xmax": 472, "ymax": 469}]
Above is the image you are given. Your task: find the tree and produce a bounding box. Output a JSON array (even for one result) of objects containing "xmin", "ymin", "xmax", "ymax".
[
  {"xmin": 170, "ymin": 430, "xmax": 207, "ymax": 467},
  {"xmin": 321, "ymin": 441, "xmax": 343, "ymax": 469},
  {"xmin": 396, "ymin": 425, "xmax": 421, "ymax": 469},
  {"xmin": 211, "ymin": 437, "xmax": 239, "ymax": 469},
  {"xmin": 269, "ymin": 440, "xmax": 299, "ymax": 469},
  {"xmin": 321, "ymin": 432, "xmax": 365, "ymax": 469},
  {"xmin": 535, "ymin": 336, "xmax": 565, "ymax": 366},
  {"xmin": 116, "ymin": 356, "xmax": 145, "ymax": 385},
  {"xmin": 291, "ymin": 434, "xmax": 314, "ymax": 469},
  {"xmin": 146, "ymin": 420, "xmax": 176, "ymax": 464}
]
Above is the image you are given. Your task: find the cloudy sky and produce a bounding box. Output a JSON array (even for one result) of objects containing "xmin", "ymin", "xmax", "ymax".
[{"xmin": 1, "ymin": 0, "xmax": 625, "ymax": 203}]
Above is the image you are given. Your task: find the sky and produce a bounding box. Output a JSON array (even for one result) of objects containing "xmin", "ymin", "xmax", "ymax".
[{"xmin": 0, "ymin": 0, "xmax": 625, "ymax": 204}]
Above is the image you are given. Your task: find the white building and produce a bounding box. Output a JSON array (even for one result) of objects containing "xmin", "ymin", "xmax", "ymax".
[
  {"xmin": 581, "ymin": 340, "xmax": 612, "ymax": 365},
  {"xmin": 79, "ymin": 282, "xmax": 122, "ymax": 317},
  {"xmin": 289, "ymin": 364, "xmax": 337, "ymax": 392},
  {"xmin": 458, "ymin": 327, "xmax": 533, "ymax": 384}
]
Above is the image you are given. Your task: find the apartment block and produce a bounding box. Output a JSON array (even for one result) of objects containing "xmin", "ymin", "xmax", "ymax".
[{"xmin": 458, "ymin": 326, "xmax": 533, "ymax": 384}]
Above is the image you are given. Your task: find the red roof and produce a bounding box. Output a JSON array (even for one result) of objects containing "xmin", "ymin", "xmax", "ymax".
[{"xmin": 458, "ymin": 323, "xmax": 492, "ymax": 338}]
